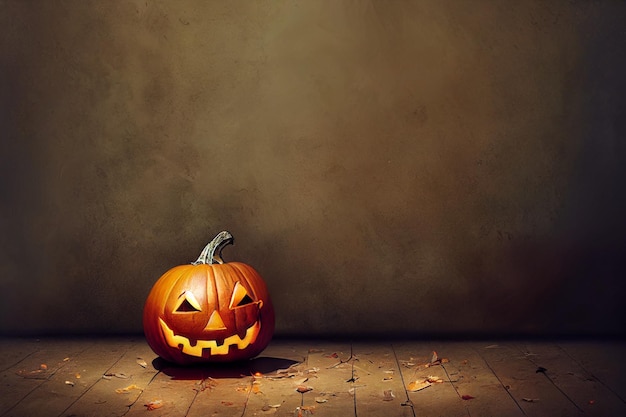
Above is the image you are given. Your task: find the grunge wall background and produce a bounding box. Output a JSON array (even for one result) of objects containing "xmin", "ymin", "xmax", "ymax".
[{"xmin": 2, "ymin": 0, "xmax": 625, "ymax": 337}]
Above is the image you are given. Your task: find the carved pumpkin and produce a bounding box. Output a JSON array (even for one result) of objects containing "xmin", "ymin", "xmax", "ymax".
[{"xmin": 143, "ymin": 231, "xmax": 275, "ymax": 365}]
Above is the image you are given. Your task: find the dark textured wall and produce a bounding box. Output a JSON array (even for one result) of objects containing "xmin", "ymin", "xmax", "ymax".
[{"xmin": 1, "ymin": 1, "xmax": 625, "ymax": 337}]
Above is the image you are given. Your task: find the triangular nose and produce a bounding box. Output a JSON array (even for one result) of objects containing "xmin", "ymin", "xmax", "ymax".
[{"xmin": 205, "ymin": 311, "xmax": 227, "ymax": 331}]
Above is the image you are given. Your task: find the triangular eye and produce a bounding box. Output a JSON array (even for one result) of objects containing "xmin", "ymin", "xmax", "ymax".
[
  {"xmin": 175, "ymin": 291, "xmax": 202, "ymax": 312},
  {"xmin": 229, "ymin": 282, "xmax": 255, "ymax": 309}
]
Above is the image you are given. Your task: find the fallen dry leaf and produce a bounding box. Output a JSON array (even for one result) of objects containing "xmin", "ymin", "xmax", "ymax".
[
  {"xmin": 103, "ymin": 372, "xmax": 129, "ymax": 380},
  {"xmin": 16, "ymin": 367, "xmax": 48, "ymax": 379},
  {"xmin": 40, "ymin": 364, "xmax": 48, "ymax": 370},
  {"xmin": 383, "ymin": 389, "xmax": 395, "ymax": 401},
  {"xmin": 144, "ymin": 399, "xmax": 163, "ymax": 411},
  {"xmin": 115, "ymin": 384, "xmax": 141, "ymax": 394},
  {"xmin": 426, "ymin": 375, "xmax": 443, "ymax": 383},
  {"xmin": 64, "ymin": 380, "xmax": 75, "ymax": 386},
  {"xmin": 461, "ymin": 395, "xmax": 475, "ymax": 400},
  {"xmin": 522, "ymin": 398, "xmax": 539, "ymax": 403},
  {"xmin": 194, "ymin": 377, "xmax": 217, "ymax": 392},
  {"xmin": 136, "ymin": 358, "xmax": 148, "ymax": 368},
  {"xmin": 221, "ymin": 401, "xmax": 234, "ymax": 406},
  {"xmin": 407, "ymin": 380, "xmax": 431, "ymax": 392}
]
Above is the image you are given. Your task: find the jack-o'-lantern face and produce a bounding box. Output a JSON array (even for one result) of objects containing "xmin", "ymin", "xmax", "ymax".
[{"xmin": 143, "ymin": 232, "xmax": 275, "ymax": 365}]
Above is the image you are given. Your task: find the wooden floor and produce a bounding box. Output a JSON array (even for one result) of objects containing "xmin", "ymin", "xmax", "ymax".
[{"xmin": 1, "ymin": 337, "xmax": 625, "ymax": 417}]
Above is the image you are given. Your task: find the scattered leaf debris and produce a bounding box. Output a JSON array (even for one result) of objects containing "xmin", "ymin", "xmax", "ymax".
[
  {"xmin": 103, "ymin": 372, "xmax": 130, "ymax": 380},
  {"xmin": 383, "ymin": 389, "xmax": 395, "ymax": 401},
  {"xmin": 194, "ymin": 377, "xmax": 217, "ymax": 392},
  {"xmin": 115, "ymin": 384, "xmax": 141, "ymax": 394},
  {"xmin": 16, "ymin": 363, "xmax": 51, "ymax": 379},
  {"xmin": 425, "ymin": 351, "xmax": 449, "ymax": 367},
  {"xmin": 296, "ymin": 385, "xmax": 313, "ymax": 393},
  {"xmin": 461, "ymin": 394, "xmax": 475, "ymax": 400},
  {"xmin": 144, "ymin": 399, "xmax": 163, "ymax": 411},
  {"xmin": 408, "ymin": 380, "xmax": 431, "ymax": 392},
  {"xmin": 295, "ymin": 406, "xmax": 315, "ymax": 416},
  {"xmin": 136, "ymin": 358, "xmax": 148, "ymax": 368},
  {"xmin": 64, "ymin": 380, "xmax": 75, "ymax": 387}
]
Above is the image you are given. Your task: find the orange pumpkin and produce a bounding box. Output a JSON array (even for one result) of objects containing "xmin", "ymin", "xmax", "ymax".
[{"xmin": 143, "ymin": 231, "xmax": 275, "ymax": 365}]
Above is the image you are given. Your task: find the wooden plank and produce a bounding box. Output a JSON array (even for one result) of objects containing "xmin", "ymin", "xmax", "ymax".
[
  {"xmin": 295, "ymin": 341, "xmax": 355, "ymax": 417},
  {"xmin": 5, "ymin": 338, "xmax": 134, "ymax": 417},
  {"xmin": 436, "ymin": 341, "xmax": 524, "ymax": 417},
  {"xmin": 474, "ymin": 341, "xmax": 583, "ymax": 417},
  {"xmin": 351, "ymin": 342, "xmax": 413, "ymax": 417},
  {"xmin": 187, "ymin": 339, "xmax": 310, "ymax": 417},
  {"xmin": 60, "ymin": 338, "xmax": 159, "ymax": 416},
  {"xmin": 186, "ymin": 372, "xmax": 251, "ymax": 417},
  {"xmin": 0, "ymin": 338, "xmax": 42, "ymax": 372},
  {"xmin": 242, "ymin": 339, "xmax": 311, "ymax": 416},
  {"xmin": 123, "ymin": 365, "xmax": 200, "ymax": 416},
  {"xmin": 514, "ymin": 341, "xmax": 626, "ymax": 417},
  {"xmin": 559, "ymin": 340, "xmax": 626, "ymax": 403},
  {"xmin": 0, "ymin": 338, "xmax": 96, "ymax": 416},
  {"xmin": 393, "ymin": 341, "xmax": 469, "ymax": 417}
]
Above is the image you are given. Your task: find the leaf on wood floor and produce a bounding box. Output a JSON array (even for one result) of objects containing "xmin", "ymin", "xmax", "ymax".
[
  {"xmin": 15, "ymin": 368, "xmax": 48, "ymax": 379},
  {"xmin": 425, "ymin": 351, "xmax": 449, "ymax": 367},
  {"xmin": 295, "ymin": 406, "xmax": 315, "ymax": 416},
  {"xmin": 64, "ymin": 380, "xmax": 75, "ymax": 386},
  {"xmin": 103, "ymin": 372, "xmax": 130, "ymax": 379},
  {"xmin": 136, "ymin": 358, "xmax": 148, "ymax": 368},
  {"xmin": 115, "ymin": 384, "xmax": 141, "ymax": 394},
  {"xmin": 315, "ymin": 396, "xmax": 328, "ymax": 403},
  {"xmin": 144, "ymin": 399, "xmax": 163, "ymax": 411},
  {"xmin": 426, "ymin": 375, "xmax": 443, "ymax": 383},
  {"xmin": 194, "ymin": 377, "xmax": 217, "ymax": 392},
  {"xmin": 407, "ymin": 380, "xmax": 431, "ymax": 392},
  {"xmin": 461, "ymin": 394, "xmax": 475, "ymax": 400},
  {"xmin": 383, "ymin": 389, "xmax": 395, "ymax": 401},
  {"xmin": 522, "ymin": 398, "xmax": 539, "ymax": 402}
]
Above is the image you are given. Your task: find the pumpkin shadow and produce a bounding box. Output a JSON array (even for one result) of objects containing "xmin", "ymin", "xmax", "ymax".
[{"xmin": 152, "ymin": 356, "xmax": 301, "ymax": 380}]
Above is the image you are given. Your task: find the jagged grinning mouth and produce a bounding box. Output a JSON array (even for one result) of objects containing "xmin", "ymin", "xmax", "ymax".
[{"xmin": 159, "ymin": 318, "xmax": 261, "ymax": 356}]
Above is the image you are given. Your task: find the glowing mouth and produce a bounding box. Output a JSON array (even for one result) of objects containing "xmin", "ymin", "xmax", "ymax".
[{"xmin": 159, "ymin": 318, "xmax": 260, "ymax": 357}]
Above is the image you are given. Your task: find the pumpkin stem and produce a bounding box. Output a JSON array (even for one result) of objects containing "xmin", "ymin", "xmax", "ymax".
[{"xmin": 192, "ymin": 231, "xmax": 234, "ymax": 265}]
